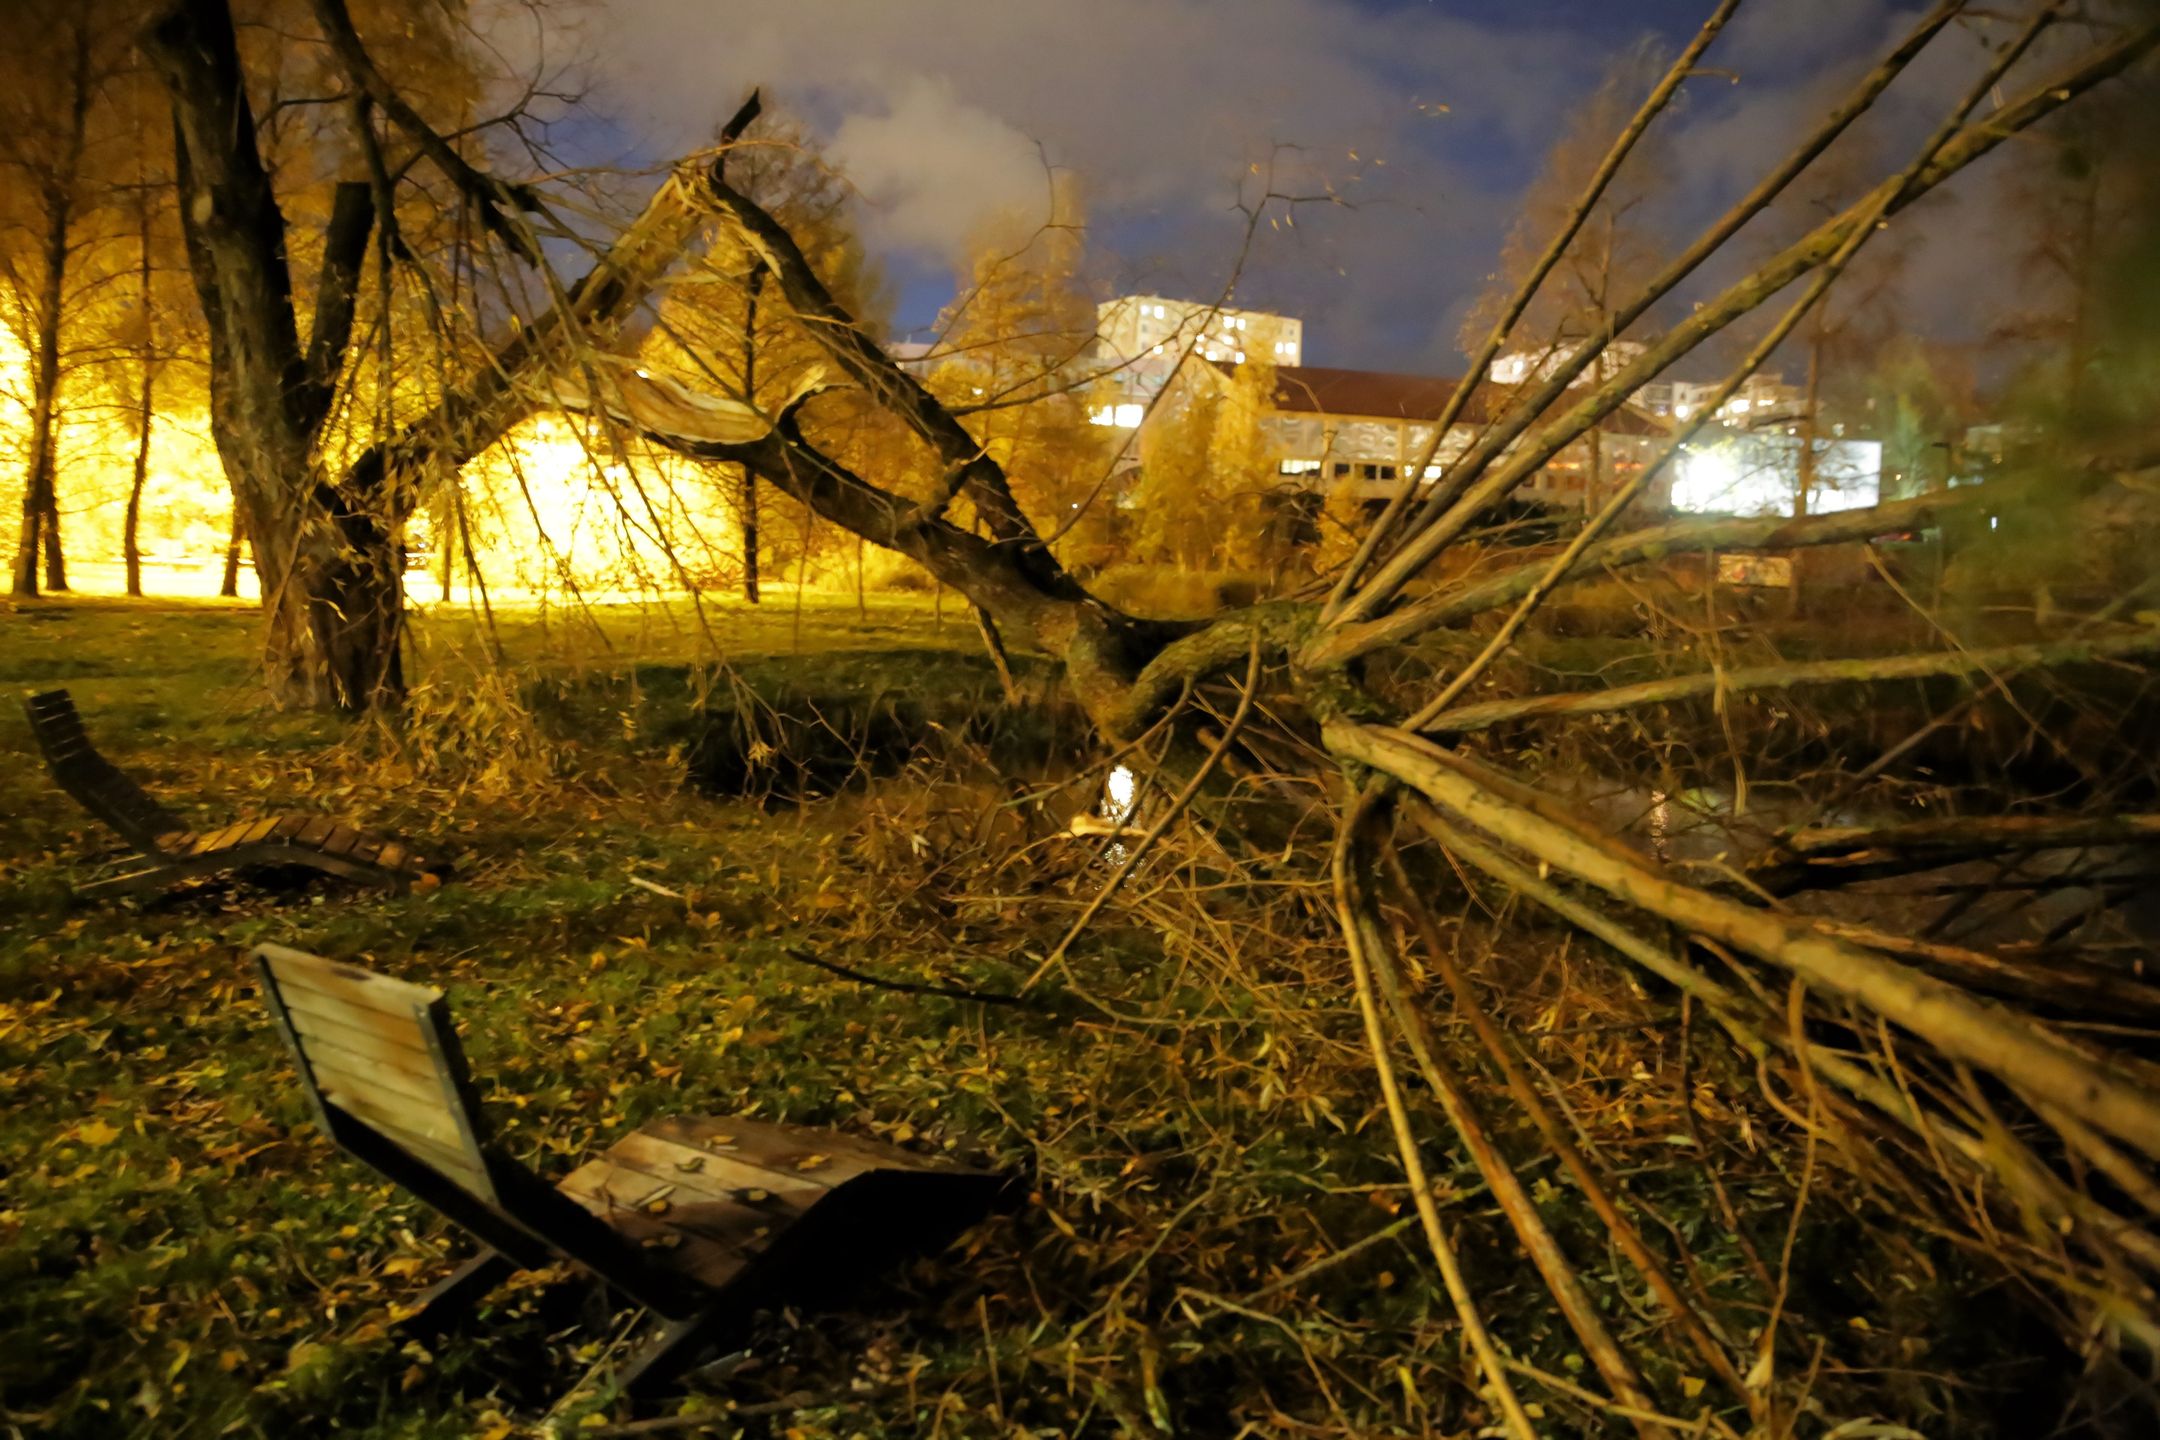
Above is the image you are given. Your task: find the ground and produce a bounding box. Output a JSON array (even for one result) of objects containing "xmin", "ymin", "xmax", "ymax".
[{"xmin": 0, "ymin": 593, "xmax": 2065, "ymax": 1438}]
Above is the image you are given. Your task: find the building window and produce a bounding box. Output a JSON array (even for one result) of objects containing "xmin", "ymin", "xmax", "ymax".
[
  {"xmin": 1279, "ymin": 459, "xmax": 1322, "ymax": 475},
  {"xmin": 1332, "ymin": 462, "xmax": 1352, "ymax": 478}
]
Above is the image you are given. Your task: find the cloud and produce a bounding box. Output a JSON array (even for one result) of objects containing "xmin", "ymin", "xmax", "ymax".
[
  {"xmin": 514, "ymin": 0, "xmax": 2094, "ymax": 375},
  {"xmin": 826, "ymin": 76, "xmax": 1052, "ymax": 260}
]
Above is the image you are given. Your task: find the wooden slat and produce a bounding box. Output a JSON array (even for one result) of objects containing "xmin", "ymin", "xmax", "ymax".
[
  {"xmin": 299, "ymin": 1039, "xmax": 454, "ymax": 1110},
  {"xmin": 604, "ymin": 1128, "xmax": 838, "ymax": 1201},
  {"xmin": 294, "ymin": 817, "xmax": 336, "ymax": 849},
  {"xmin": 555, "ymin": 1195, "xmax": 750, "ymax": 1289},
  {"xmin": 269, "ymin": 814, "xmax": 309, "ymax": 839},
  {"xmin": 283, "ymin": 999, "xmax": 435, "ymax": 1068},
  {"xmin": 556, "ymin": 1159, "xmax": 677, "ymax": 1213},
  {"xmin": 320, "ymin": 824, "xmax": 362, "ymax": 857},
  {"xmin": 318, "ymin": 1082, "xmax": 473, "ymax": 1156},
  {"xmin": 325, "ymin": 1099, "xmax": 487, "ymax": 1186},
  {"xmin": 189, "ymin": 823, "xmax": 238, "ymax": 856},
  {"xmin": 363, "ymin": 1127, "xmax": 495, "ymax": 1198},
  {"xmin": 349, "ymin": 835, "xmax": 385, "ymax": 865},
  {"xmin": 646, "ymin": 1114, "xmax": 924, "ymax": 1180},
  {"xmin": 240, "ymin": 816, "xmax": 280, "ymax": 846},
  {"xmin": 262, "ymin": 945, "xmax": 441, "ymax": 1019}
]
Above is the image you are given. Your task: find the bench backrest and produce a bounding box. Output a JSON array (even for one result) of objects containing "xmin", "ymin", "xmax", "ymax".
[
  {"xmin": 22, "ymin": 689, "xmax": 183, "ymax": 850},
  {"xmin": 253, "ymin": 943, "xmax": 501, "ymax": 1207}
]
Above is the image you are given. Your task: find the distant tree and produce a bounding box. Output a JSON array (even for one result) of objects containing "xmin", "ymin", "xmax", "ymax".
[
  {"xmin": 1460, "ymin": 44, "xmax": 1675, "ymax": 506},
  {"xmin": 1462, "ymin": 45, "xmax": 1672, "ymax": 363},
  {"xmin": 1130, "ymin": 355, "xmax": 1276, "ymax": 573},
  {"xmin": 0, "ymin": 0, "xmax": 144, "ymax": 596},
  {"xmin": 647, "ymin": 119, "xmax": 882, "ymax": 603},
  {"xmin": 928, "ymin": 177, "xmax": 1112, "ymax": 557}
]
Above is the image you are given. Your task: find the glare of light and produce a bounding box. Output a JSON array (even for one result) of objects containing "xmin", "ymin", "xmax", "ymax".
[
  {"xmin": 1674, "ymin": 403, "xmax": 1692, "ymax": 419},
  {"xmin": 1102, "ymin": 764, "xmax": 1137, "ymax": 826}
]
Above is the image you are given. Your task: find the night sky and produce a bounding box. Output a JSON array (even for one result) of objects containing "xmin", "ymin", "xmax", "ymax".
[{"xmin": 520, "ymin": 1, "xmax": 2071, "ymax": 378}]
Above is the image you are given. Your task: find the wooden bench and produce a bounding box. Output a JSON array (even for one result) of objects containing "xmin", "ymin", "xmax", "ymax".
[
  {"xmin": 23, "ymin": 689, "xmax": 437, "ymax": 898},
  {"xmin": 252, "ymin": 943, "xmax": 1013, "ymax": 1396}
]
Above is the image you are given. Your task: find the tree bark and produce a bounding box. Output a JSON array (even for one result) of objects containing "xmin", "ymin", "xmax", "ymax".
[
  {"xmin": 124, "ymin": 397, "xmax": 152, "ymax": 597},
  {"xmin": 742, "ymin": 267, "xmax": 762, "ymax": 603},
  {"xmin": 126, "ymin": 163, "xmax": 158, "ymax": 599},
  {"xmin": 219, "ymin": 507, "xmax": 244, "ymax": 598}
]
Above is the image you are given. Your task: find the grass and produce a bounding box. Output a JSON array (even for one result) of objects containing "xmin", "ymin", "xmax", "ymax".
[{"xmin": 0, "ymin": 591, "xmax": 2064, "ymax": 1438}]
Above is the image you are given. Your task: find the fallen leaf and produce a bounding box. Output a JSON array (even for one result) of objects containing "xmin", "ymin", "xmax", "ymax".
[{"xmin": 75, "ymin": 1118, "xmax": 121, "ymax": 1147}]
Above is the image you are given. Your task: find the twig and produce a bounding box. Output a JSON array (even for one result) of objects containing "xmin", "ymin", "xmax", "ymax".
[{"xmin": 779, "ymin": 947, "xmax": 1043, "ymax": 1010}]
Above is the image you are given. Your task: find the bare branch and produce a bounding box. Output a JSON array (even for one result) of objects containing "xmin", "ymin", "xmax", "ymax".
[
  {"xmin": 1331, "ymin": 12, "xmax": 2158, "ymax": 627},
  {"xmin": 1329, "ymin": 721, "xmax": 2160, "ymax": 1162},
  {"xmin": 307, "ymin": 0, "xmax": 543, "ymax": 265},
  {"xmin": 1412, "ymin": 625, "xmax": 2160, "ymax": 736},
  {"xmin": 1309, "ymin": 486, "xmax": 1996, "ymax": 666},
  {"xmin": 1324, "ymin": 0, "xmax": 1746, "ymax": 618},
  {"xmin": 298, "ymin": 178, "xmax": 373, "ymax": 434},
  {"xmin": 1755, "ymin": 813, "xmax": 2160, "ymax": 894}
]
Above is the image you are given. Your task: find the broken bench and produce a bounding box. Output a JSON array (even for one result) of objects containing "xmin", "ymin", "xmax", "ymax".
[
  {"xmin": 23, "ymin": 688, "xmax": 436, "ymax": 898},
  {"xmin": 251, "ymin": 942, "xmax": 1012, "ymax": 1396}
]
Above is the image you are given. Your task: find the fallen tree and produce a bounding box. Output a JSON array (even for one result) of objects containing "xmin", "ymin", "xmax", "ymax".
[{"xmin": 155, "ymin": 0, "xmax": 2160, "ymax": 1428}]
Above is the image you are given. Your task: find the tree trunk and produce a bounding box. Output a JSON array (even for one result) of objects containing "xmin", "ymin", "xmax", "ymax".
[
  {"xmin": 124, "ymin": 415, "xmax": 151, "ymax": 597},
  {"xmin": 219, "ymin": 508, "xmax": 244, "ymax": 598},
  {"xmin": 8, "ymin": 19, "xmax": 89, "ymax": 600},
  {"xmin": 126, "ymin": 176, "xmax": 157, "ymax": 599},
  {"xmin": 151, "ymin": 0, "xmax": 735, "ymax": 710},
  {"xmin": 741, "ymin": 267, "xmax": 763, "ymax": 603},
  {"xmin": 40, "ymin": 493, "xmax": 67, "ymax": 592},
  {"xmin": 437, "ymin": 499, "xmax": 456, "ymax": 601},
  {"xmin": 741, "ymin": 466, "xmax": 760, "ymax": 603},
  {"xmin": 11, "ymin": 209, "xmax": 72, "ymax": 598}
]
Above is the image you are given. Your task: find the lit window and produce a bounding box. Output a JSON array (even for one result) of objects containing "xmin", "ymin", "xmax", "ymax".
[
  {"xmin": 1234, "ymin": 350, "xmax": 1245, "ymax": 363},
  {"xmin": 1089, "ymin": 405, "xmax": 1116, "ymax": 427},
  {"xmin": 1150, "ymin": 344, "xmax": 1163, "ymax": 355},
  {"xmin": 1732, "ymin": 398, "xmax": 1751, "ymax": 412},
  {"xmin": 1674, "ymin": 403, "xmax": 1692, "ymax": 419},
  {"xmin": 1115, "ymin": 403, "xmax": 1144, "ymax": 428}
]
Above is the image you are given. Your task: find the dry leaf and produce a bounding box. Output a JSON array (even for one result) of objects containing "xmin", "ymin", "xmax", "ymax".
[{"xmin": 75, "ymin": 1118, "xmax": 121, "ymax": 1147}]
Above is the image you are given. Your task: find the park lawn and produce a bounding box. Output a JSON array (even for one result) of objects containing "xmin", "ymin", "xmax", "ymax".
[
  {"xmin": 0, "ymin": 592, "xmax": 2026, "ymax": 1438},
  {"xmin": 0, "ymin": 594, "xmax": 1048, "ymax": 1437},
  {"xmin": 0, "ymin": 594, "xmax": 1440, "ymax": 1439}
]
